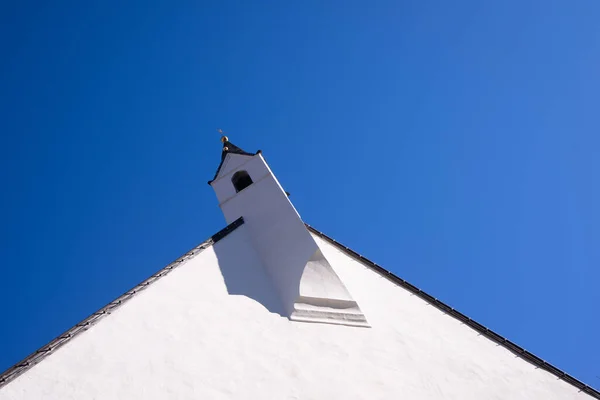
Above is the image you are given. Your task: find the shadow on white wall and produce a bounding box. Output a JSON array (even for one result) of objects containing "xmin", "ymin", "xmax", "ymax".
[{"xmin": 213, "ymin": 229, "xmax": 287, "ymax": 317}]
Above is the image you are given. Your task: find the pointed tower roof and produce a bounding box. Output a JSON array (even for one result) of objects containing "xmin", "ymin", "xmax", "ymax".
[
  {"xmin": 208, "ymin": 135, "xmax": 259, "ymax": 184},
  {"xmin": 221, "ymin": 139, "xmax": 256, "ymax": 159}
]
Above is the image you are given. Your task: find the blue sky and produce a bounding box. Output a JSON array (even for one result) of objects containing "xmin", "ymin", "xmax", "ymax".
[{"xmin": 1, "ymin": 0, "xmax": 599, "ymax": 387}]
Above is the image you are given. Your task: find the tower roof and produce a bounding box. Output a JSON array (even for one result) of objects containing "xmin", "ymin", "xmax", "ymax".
[
  {"xmin": 208, "ymin": 139, "xmax": 259, "ymax": 184},
  {"xmin": 221, "ymin": 140, "xmax": 255, "ymax": 159}
]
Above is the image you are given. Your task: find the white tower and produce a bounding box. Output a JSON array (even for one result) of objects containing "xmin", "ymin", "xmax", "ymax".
[{"xmin": 208, "ymin": 136, "xmax": 369, "ymax": 327}]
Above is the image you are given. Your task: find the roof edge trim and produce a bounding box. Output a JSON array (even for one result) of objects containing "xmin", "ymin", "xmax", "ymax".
[
  {"xmin": 305, "ymin": 223, "xmax": 600, "ymax": 399},
  {"xmin": 0, "ymin": 217, "xmax": 245, "ymax": 390}
]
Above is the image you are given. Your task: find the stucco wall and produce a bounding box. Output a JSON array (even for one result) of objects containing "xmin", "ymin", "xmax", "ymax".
[{"xmin": 0, "ymin": 227, "xmax": 591, "ymax": 400}]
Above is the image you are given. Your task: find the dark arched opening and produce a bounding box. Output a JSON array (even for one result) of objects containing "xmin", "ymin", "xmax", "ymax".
[{"xmin": 232, "ymin": 170, "xmax": 253, "ymax": 193}]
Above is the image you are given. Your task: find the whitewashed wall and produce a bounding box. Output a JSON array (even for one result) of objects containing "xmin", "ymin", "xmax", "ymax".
[{"xmin": 0, "ymin": 226, "xmax": 591, "ymax": 400}]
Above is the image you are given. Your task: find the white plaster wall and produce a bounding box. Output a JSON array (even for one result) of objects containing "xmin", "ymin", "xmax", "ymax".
[{"xmin": 0, "ymin": 228, "xmax": 592, "ymax": 400}]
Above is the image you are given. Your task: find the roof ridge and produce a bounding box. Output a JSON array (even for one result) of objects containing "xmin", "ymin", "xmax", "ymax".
[
  {"xmin": 305, "ymin": 223, "xmax": 600, "ymax": 399},
  {"xmin": 0, "ymin": 217, "xmax": 245, "ymax": 390}
]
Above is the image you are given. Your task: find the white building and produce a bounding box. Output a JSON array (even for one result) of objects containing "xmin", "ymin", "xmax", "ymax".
[{"xmin": 1, "ymin": 138, "xmax": 598, "ymax": 399}]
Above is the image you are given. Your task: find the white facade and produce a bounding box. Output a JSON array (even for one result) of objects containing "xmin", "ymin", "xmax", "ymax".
[
  {"xmin": 0, "ymin": 143, "xmax": 595, "ymax": 399},
  {"xmin": 0, "ymin": 225, "xmax": 592, "ymax": 399}
]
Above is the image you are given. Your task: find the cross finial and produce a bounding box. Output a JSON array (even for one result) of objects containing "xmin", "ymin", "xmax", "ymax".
[{"xmin": 217, "ymin": 128, "xmax": 229, "ymax": 143}]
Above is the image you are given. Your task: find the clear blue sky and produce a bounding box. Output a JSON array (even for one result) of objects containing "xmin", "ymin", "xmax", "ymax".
[{"xmin": 1, "ymin": 0, "xmax": 599, "ymax": 387}]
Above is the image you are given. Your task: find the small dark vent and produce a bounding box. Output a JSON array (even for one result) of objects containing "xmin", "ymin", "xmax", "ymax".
[{"xmin": 232, "ymin": 170, "xmax": 253, "ymax": 193}]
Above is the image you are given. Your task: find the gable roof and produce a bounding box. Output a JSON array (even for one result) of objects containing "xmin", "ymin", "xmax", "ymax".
[
  {"xmin": 208, "ymin": 140, "xmax": 259, "ymax": 184},
  {"xmin": 0, "ymin": 219, "xmax": 598, "ymax": 398}
]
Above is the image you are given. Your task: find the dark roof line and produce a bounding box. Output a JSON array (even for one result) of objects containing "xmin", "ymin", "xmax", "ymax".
[
  {"xmin": 0, "ymin": 217, "xmax": 246, "ymax": 390},
  {"xmin": 208, "ymin": 141, "xmax": 259, "ymax": 184},
  {"xmin": 305, "ymin": 224, "xmax": 600, "ymax": 399}
]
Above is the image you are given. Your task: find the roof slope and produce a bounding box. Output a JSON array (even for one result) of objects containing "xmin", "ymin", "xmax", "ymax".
[{"xmin": 0, "ymin": 218, "xmax": 597, "ymax": 398}]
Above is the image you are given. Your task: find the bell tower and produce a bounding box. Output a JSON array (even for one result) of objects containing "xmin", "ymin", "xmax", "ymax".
[{"xmin": 208, "ymin": 135, "xmax": 369, "ymax": 327}]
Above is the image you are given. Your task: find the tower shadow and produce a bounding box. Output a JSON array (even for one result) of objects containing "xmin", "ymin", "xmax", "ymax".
[{"xmin": 212, "ymin": 225, "xmax": 286, "ymax": 317}]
